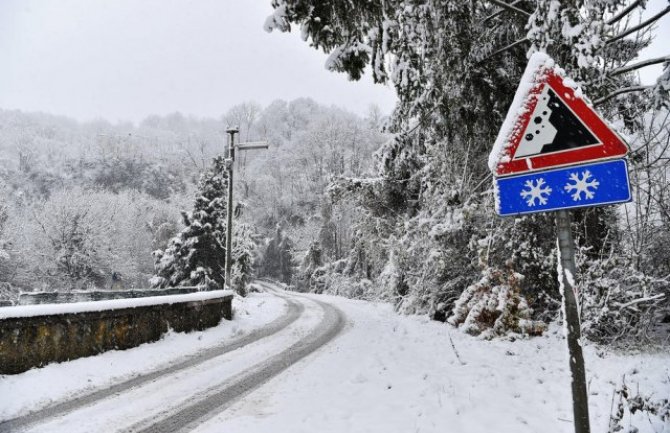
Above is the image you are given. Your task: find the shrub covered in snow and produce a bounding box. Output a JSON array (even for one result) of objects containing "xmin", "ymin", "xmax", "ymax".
[
  {"xmin": 297, "ymin": 251, "xmax": 379, "ymax": 301},
  {"xmin": 609, "ymin": 380, "xmax": 670, "ymax": 433},
  {"xmin": 312, "ymin": 270, "xmax": 376, "ymax": 300},
  {"xmin": 448, "ymin": 268, "xmax": 546, "ymax": 339},
  {"xmin": 578, "ymin": 256, "xmax": 669, "ymax": 345}
]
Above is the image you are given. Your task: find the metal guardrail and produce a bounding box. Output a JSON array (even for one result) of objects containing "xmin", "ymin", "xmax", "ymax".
[{"xmin": 13, "ymin": 287, "xmax": 202, "ymax": 306}]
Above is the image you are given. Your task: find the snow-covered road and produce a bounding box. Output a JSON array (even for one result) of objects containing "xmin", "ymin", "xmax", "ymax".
[
  {"xmin": 194, "ymin": 292, "xmax": 669, "ymax": 433},
  {"xmin": 1, "ymin": 283, "xmax": 669, "ymax": 433},
  {"xmin": 0, "ymin": 284, "xmax": 345, "ymax": 433}
]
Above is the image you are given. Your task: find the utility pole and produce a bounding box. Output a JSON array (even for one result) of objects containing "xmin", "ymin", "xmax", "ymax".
[
  {"xmin": 225, "ymin": 127, "xmax": 238, "ymax": 291},
  {"xmin": 223, "ymin": 126, "xmax": 268, "ymax": 293}
]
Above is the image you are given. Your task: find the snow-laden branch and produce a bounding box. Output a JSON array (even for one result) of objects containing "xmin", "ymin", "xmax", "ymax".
[
  {"xmin": 485, "ymin": 0, "xmax": 530, "ymax": 18},
  {"xmin": 477, "ymin": 37, "xmax": 530, "ymax": 64},
  {"xmin": 610, "ymin": 55, "xmax": 670, "ymax": 77},
  {"xmin": 606, "ymin": 5, "xmax": 670, "ymax": 45},
  {"xmin": 483, "ymin": 0, "xmax": 525, "ymax": 23},
  {"xmin": 617, "ymin": 293, "xmax": 666, "ymax": 310},
  {"xmin": 607, "ymin": 0, "xmax": 643, "ymax": 26},
  {"xmin": 593, "ymin": 85, "xmax": 652, "ymax": 105}
]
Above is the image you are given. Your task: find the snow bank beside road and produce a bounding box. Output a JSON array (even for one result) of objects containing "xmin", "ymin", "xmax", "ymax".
[
  {"xmin": 0, "ymin": 289, "xmax": 233, "ymax": 319},
  {"xmin": 198, "ymin": 294, "xmax": 670, "ymax": 433},
  {"xmin": 0, "ymin": 292, "xmax": 285, "ymax": 420}
]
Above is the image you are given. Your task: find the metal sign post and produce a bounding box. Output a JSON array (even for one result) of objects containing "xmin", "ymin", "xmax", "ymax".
[
  {"xmin": 556, "ymin": 209, "xmax": 590, "ymax": 433},
  {"xmin": 223, "ymin": 127, "xmax": 268, "ymax": 293}
]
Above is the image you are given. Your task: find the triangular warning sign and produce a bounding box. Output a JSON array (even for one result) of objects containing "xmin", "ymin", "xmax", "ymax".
[{"xmin": 490, "ymin": 53, "xmax": 629, "ymax": 177}]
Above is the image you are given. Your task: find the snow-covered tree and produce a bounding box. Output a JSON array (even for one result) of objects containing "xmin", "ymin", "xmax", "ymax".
[
  {"xmin": 267, "ymin": 0, "xmax": 670, "ymax": 341},
  {"xmin": 295, "ymin": 241, "xmax": 324, "ymax": 292},
  {"xmin": 0, "ymin": 198, "xmax": 17, "ymax": 300},
  {"xmin": 223, "ymin": 102, "xmax": 262, "ymax": 142},
  {"xmin": 259, "ymin": 226, "xmax": 295, "ymax": 285},
  {"xmin": 151, "ymin": 157, "xmax": 229, "ymax": 290},
  {"xmin": 0, "ymin": 203, "xmax": 9, "ymax": 265},
  {"xmin": 90, "ymin": 156, "xmax": 185, "ymax": 200},
  {"xmin": 230, "ymin": 223, "xmax": 256, "ymax": 297},
  {"xmin": 24, "ymin": 188, "xmax": 115, "ymax": 290},
  {"xmin": 13, "ymin": 187, "xmax": 176, "ymax": 291},
  {"xmin": 318, "ymin": 201, "xmax": 337, "ymax": 260}
]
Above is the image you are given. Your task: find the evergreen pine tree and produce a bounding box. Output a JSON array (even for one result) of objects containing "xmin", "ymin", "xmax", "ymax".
[
  {"xmin": 231, "ymin": 223, "xmax": 256, "ymax": 297},
  {"xmin": 151, "ymin": 157, "xmax": 228, "ymax": 290}
]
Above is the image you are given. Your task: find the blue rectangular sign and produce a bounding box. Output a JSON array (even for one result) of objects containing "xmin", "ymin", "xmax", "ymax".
[{"xmin": 494, "ymin": 159, "xmax": 631, "ymax": 216}]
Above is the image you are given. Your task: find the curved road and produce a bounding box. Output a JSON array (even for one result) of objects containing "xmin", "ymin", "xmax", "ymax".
[{"xmin": 0, "ymin": 283, "xmax": 345, "ymax": 433}]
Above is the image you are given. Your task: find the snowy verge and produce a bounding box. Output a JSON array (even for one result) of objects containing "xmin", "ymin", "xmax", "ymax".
[
  {"xmin": 0, "ymin": 292, "xmax": 285, "ymax": 420},
  {"xmin": 0, "ymin": 289, "xmax": 233, "ymax": 319},
  {"xmin": 196, "ymin": 293, "xmax": 670, "ymax": 433}
]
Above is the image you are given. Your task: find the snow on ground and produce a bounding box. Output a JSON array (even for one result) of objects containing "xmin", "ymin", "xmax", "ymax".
[
  {"xmin": 197, "ymin": 293, "xmax": 670, "ymax": 433},
  {"xmin": 2, "ymin": 289, "xmax": 668, "ymax": 432},
  {"xmin": 0, "ymin": 291, "xmax": 286, "ymax": 421},
  {"xmin": 18, "ymin": 293, "xmax": 327, "ymax": 433}
]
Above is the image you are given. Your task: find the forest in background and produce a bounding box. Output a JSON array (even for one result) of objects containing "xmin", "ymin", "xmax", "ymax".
[{"xmin": 0, "ymin": 100, "xmax": 387, "ymax": 298}]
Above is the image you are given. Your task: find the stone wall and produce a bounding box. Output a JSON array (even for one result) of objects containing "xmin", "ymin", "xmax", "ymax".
[{"xmin": 0, "ymin": 293, "xmax": 233, "ymax": 374}]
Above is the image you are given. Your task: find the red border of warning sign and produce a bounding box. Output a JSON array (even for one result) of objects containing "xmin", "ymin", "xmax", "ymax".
[{"xmin": 495, "ymin": 71, "xmax": 629, "ymax": 177}]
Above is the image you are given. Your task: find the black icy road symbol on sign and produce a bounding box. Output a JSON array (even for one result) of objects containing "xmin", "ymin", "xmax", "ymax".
[{"xmin": 513, "ymin": 86, "xmax": 599, "ymax": 159}]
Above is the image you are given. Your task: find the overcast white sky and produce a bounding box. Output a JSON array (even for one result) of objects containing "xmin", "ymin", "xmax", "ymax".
[
  {"xmin": 0, "ymin": 0, "xmax": 397, "ymax": 123},
  {"xmin": 0, "ymin": 0, "xmax": 667, "ymax": 124}
]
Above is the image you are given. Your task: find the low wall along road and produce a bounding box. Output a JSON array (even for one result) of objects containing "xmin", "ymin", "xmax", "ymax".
[{"xmin": 0, "ymin": 290, "xmax": 233, "ymax": 375}]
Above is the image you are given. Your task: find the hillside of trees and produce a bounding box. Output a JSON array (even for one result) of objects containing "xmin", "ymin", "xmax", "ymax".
[{"xmin": 0, "ymin": 100, "xmax": 388, "ymax": 298}]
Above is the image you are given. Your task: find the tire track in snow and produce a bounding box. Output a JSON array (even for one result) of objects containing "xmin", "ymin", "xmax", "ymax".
[
  {"xmin": 125, "ymin": 285, "xmax": 345, "ymax": 433},
  {"xmin": 0, "ymin": 293, "xmax": 303, "ymax": 433}
]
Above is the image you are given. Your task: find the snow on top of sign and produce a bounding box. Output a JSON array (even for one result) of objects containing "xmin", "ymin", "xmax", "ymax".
[
  {"xmin": 488, "ymin": 52, "xmax": 589, "ymax": 174},
  {"xmin": 0, "ymin": 290, "xmax": 233, "ymax": 319},
  {"xmin": 488, "ymin": 52, "xmax": 555, "ymax": 173}
]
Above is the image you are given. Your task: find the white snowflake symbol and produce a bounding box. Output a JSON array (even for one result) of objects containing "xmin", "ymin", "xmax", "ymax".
[
  {"xmin": 564, "ymin": 170, "xmax": 600, "ymax": 201},
  {"xmin": 520, "ymin": 178, "xmax": 552, "ymax": 206}
]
